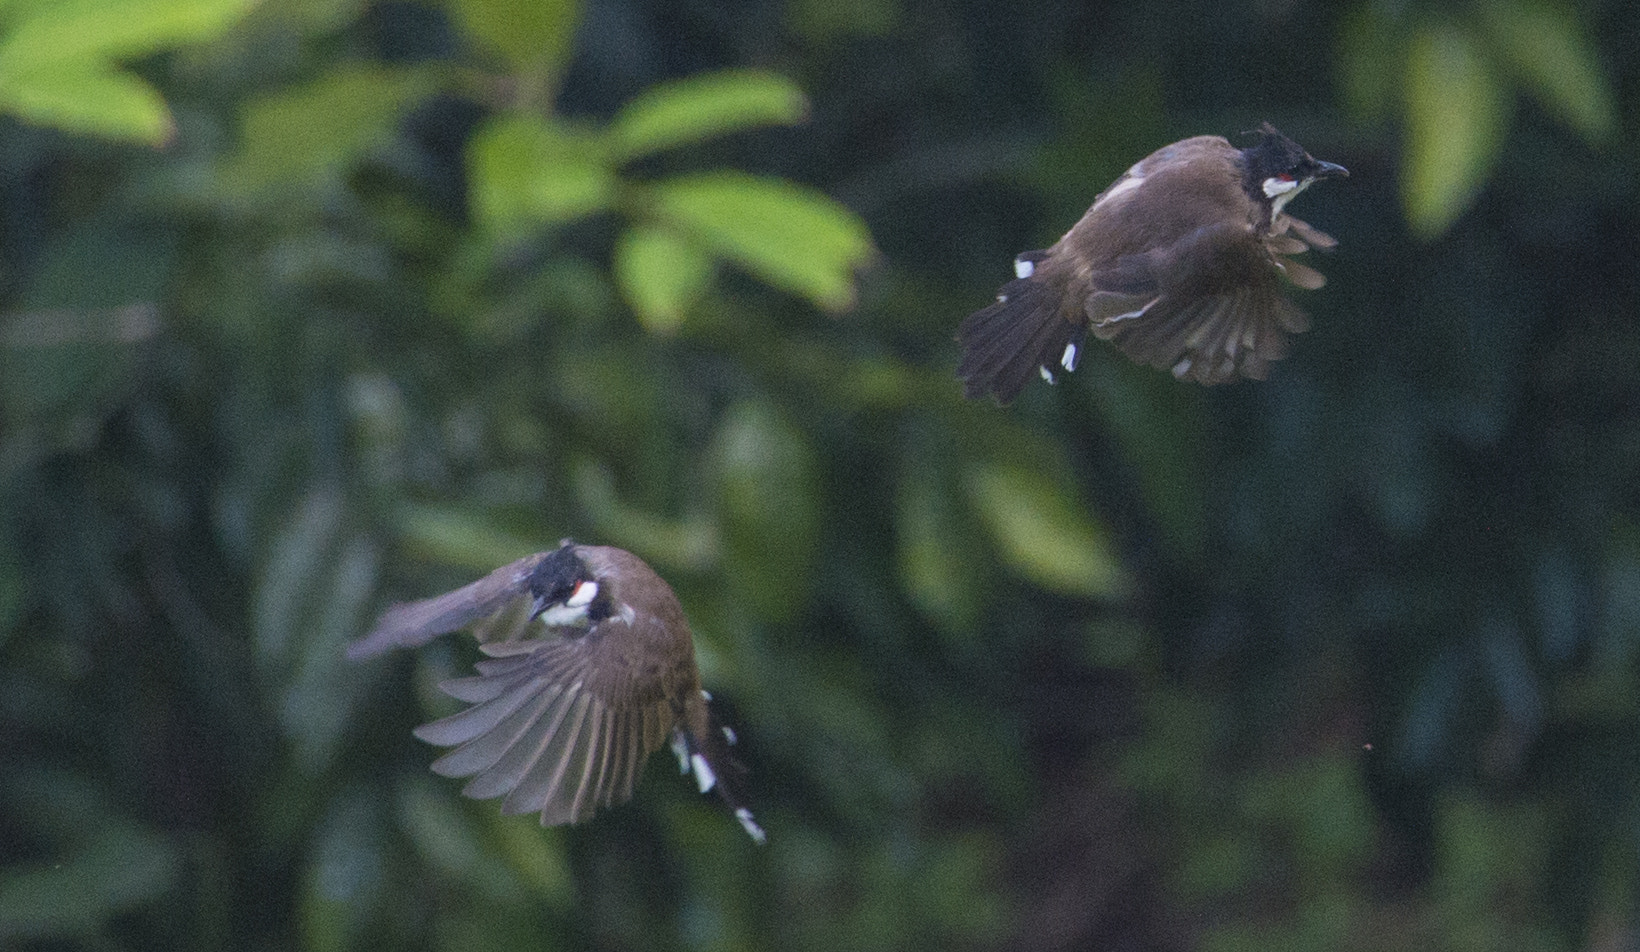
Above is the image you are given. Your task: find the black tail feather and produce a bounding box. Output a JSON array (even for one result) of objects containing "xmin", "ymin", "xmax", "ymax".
[
  {"xmin": 956, "ymin": 256, "xmax": 1079, "ymax": 404},
  {"xmin": 676, "ymin": 710, "xmax": 766, "ymax": 844}
]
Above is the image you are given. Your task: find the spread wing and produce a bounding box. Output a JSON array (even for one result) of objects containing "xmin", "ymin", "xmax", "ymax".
[
  {"xmin": 1086, "ymin": 217, "xmax": 1329, "ymax": 384},
  {"xmin": 411, "ymin": 611, "xmax": 688, "ymax": 826},
  {"xmin": 345, "ymin": 553, "xmax": 551, "ymax": 660}
]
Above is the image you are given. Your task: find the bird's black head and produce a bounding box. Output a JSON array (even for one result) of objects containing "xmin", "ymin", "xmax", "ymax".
[
  {"xmin": 528, "ymin": 541, "xmax": 611, "ymax": 626},
  {"xmin": 1239, "ymin": 123, "xmax": 1347, "ymax": 217}
]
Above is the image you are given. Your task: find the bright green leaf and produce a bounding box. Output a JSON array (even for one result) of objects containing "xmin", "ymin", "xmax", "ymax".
[
  {"xmin": 0, "ymin": 65, "xmax": 171, "ymax": 144},
  {"xmin": 1402, "ymin": 22, "xmax": 1509, "ymax": 239},
  {"xmin": 614, "ymin": 224, "xmax": 714, "ymax": 333},
  {"xmin": 650, "ymin": 171, "xmax": 874, "ymax": 311},
  {"xmin": 449, "ymin": 0, "xmax": 579, "ymax": 77},
  {"xmin": 1478, "ymin": 0, "xmax": 1614, "ymax": 144},
  {"xmin": 0, "ymin": 0, "xmax": 254, "ymax": 71},
  {"xmin": 963, "ymin": 461, "xmax": 1129, "ymax": 600},
  {"xmin": 468, "ymin": 115, "xmax": 616, "ymax": 231},
  {"xmin": 222, "ymin": 66, "xmax": 432, "ymax": 189},
  {"xmin": 607, "ymin": 70, "xmax": 809, "ymax": 162}
]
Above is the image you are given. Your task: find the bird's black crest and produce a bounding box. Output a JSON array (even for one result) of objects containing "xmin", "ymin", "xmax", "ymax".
[
  {"xmin": 528, "ymin": 542, "xmax": 588, "ymax": 605},
  {"xmin": 1240, "ymin": 123, "xmax": 1309, "ymax": 182}
]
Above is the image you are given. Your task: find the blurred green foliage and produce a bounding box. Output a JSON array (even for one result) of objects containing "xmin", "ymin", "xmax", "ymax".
[{"xmin": 2, "ymin": 0, "xmax": 1638, "ymax": 950}]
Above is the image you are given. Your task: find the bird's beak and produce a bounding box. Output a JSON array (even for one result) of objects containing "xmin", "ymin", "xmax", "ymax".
[{"xmin": 1313, "ymin": 160, "xmax": 1348, "ymax": 179}]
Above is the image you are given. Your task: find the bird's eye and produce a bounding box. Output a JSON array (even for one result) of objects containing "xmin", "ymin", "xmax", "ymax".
[{"xmin": 1277, "ymin": 173, "xmax": 1296, "ymax": 182}]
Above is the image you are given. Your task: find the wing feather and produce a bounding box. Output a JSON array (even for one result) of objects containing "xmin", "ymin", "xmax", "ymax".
[
  {"xmin": 346, "ymin": 553, "xmax": 548, "ymax": 659},
  {"xmin": 361, "ymin": 544, "xmax": 726, "ymax": 830}
]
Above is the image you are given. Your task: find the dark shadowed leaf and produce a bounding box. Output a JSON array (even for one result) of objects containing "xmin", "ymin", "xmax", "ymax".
[
  {"xmin": 896, "ymin": 462, "xmax": 983, "ymax": 633},
  {"xmin": 963, "ymin": 462, "xmax": 1128, "ymax": 600},
  {"xmin": 711, "ymin": 401, "xmax": 821, "ymax": 620},
  {"xmin": 1337, "ymin": 4, "xmax": 1403, "ymax": 125},
  {"xmin": 219, "ymin": 66, "xmax": 432, "ymax": 190},
  {"xmin": 0, "ymin": 823, "xmax": 179, "ymax": 940}
]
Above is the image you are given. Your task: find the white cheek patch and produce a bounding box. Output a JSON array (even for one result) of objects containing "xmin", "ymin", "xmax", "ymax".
[
  {"xmin": 566, "ymin": 580, "xmax": 598, "ymax": 608},
  {"xmin": 1013, "ymin": 257, "xmax": 1035, "ymax": 279},
  {"xmin": 1061, "ymin": 342, "xmax": 1079, "ymax": 372},
  {"xmin": 538, "ymin": 602, "xmax": 590, "ymax": 627},
  {"xmin": 1264, "ymin": 176, "xmax": 1312, "ymax": 220},
  {"xmin": 1262, "ymin": 176, "xmax": 1299, "ymax": 198}
]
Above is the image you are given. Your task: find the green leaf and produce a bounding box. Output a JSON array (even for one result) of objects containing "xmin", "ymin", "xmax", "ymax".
[
  {"xmin": 0, "ymin": 824, "xmax": 179, "ymax": 940},
  {"xmin": 448, "ymin": 0, "xmax": 580, "ymax": 77},
  {"xmin": 486, "ymin": 808, "xmax": 574, "ymax": 907},
  {"xmin": 468, "ymin": 115, "xmax": 616, "ymax": 231},
  {"xmin": 0, "ymin": 0, "xmax": 254, "ymax": 70},
  {"xmin": 570, "ymin": 459, "xmax": 720, "ymax": 572},
  {"xmin": 1402, "ymin": 22, "xmax": 1509, "ymax": 239},
  {"xmin": 650, "ymin": 171, "xmax": 875, "ymax": 311},
  {"xmin": 0, "ymin": 65, "xmax": 171, "ymax": 144},
  {"xmin": 614, "ymin": 225, "xmax": 714, "ymax": 333},
  {"xmin": 788, "ymin": 0, "xmax": 901, "ymax": 42},
  {"xmin": 1478, "ymin": 0, "xmax": 1614, "ymax": 144},
  {"xmin": 0, "ymin": 0, "xmax": 255, "ymax": 142},
  {"xmin": 896, "ymin": 465, "xmax": 983, "ymax": 633},
  {"xmin": 1336, "ymin": 3, "xmax": 1403, "ymax": 125},
  {"xmin": 221, "ymin": 66, "xmax": 432, "ymax": 189},
  {"xmin": 395, "ymin": 504, "xmax": 541, "ymax": 573},
  {"xmin": 711, "ymin": 401, "xmax": 822, "ymax": 620},
  {"xmin": 1087, "ymin": 367, "xmax": 1207, "ymax": 560},
  {"xmin": 963, "ymin": 461, "xmax": 1129, "ymax": 600},
  {"xmin": 607, "ymin": 70, "xmax": 809, "ymax": 162}
]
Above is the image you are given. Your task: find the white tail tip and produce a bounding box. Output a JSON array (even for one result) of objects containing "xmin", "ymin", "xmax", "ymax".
[
  {"xmin": 736, "ymin": 808, "xmax": 767, "ymax": 844},
  {"xmin": 690, "ymin": 752, "xmax": 717, "ymax": 794}
]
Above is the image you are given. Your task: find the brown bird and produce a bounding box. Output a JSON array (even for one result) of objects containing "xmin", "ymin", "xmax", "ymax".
[
  {"xmin": 347, "ymin": 541, "xmax": 765, "ymax": 843},
  {"xmin": 957, "ymin": 123, "xmax": 1346, "ymax": 402}
]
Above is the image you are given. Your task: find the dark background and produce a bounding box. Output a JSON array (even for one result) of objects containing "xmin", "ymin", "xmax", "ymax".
[{"xmin": 4, "ymin": 0, "xmax": 1639, "ymax": 949}]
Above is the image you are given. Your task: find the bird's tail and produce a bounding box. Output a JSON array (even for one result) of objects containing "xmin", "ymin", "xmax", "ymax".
[
  {"xmin": 956, "ymin": 251, "xmax": 1085, "ymax": 404},
  {"xmin": 671, "ymin": 704, "xmax": 767, "ymax": 844}
]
